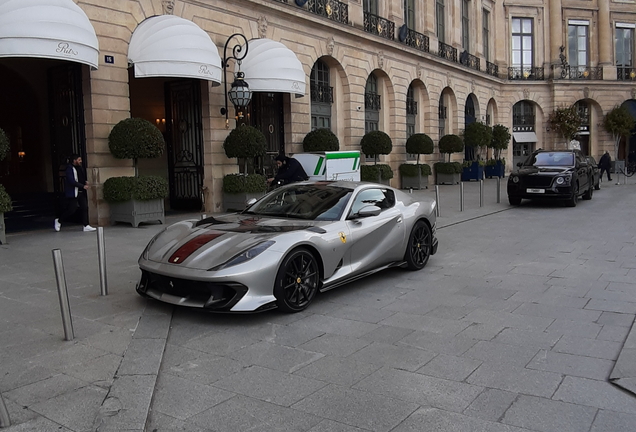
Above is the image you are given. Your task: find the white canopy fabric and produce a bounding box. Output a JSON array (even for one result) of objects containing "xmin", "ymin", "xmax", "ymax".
[
  {"xmin": 513, "ymin": 131, "xmax": 538, "ymax": 143},
  {"xmin": 236, "ymin": 38, "xmax": 306, "ymax": 96},
  {"xmin": 128, "ymin": 15, "xmax": 222, "ymax": 83},
  {"xmin": 0, "ymin": 0, "xmax": 99, "ymax": 69}
]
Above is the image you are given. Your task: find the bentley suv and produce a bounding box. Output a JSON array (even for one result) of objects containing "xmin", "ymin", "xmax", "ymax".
[{"xmin": 507, "ymin": 149, "xmax": 593, "ymax": 207}]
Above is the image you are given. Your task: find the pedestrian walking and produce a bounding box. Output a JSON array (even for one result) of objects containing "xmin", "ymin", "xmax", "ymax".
[
  {"xmin": 267, "ymin": 154, "xmax": 309, "ymax": 186},
  {"xmin": 54, "ymin": 154, "xmax": 96, "ymax": 232},
  {"xmin": 598, "ymin": 151, "xmax": 612, "ymax": 181}
]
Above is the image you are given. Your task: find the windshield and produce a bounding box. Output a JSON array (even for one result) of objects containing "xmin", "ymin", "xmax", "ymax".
[
  {"xmin": 524, "ymin": 152, "xmax": 574, "ymax": 167},
  {"xmin": 244, "ymin": 184, "xmax": 352, "ymax": 220}
]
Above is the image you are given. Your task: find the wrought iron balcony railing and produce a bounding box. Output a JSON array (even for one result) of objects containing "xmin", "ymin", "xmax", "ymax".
[
  {"xmin": 307, "ymin": 0, "xmax": 348, "ymax": 24},
  {"xmin": 365, "ymin": 93, "xmax": 381, "ymax": 111},
  {"xmin": 403, "ymin": 28, "xmax": 429, "ymax": 53},
  {"xmin": 486, "ymin": 61, "xmax": 499, "ymax": 78},
  {"xmin": 438, "ymin": 42, "xmax": 457, "ymax": 63},
  {"xmin": 406, "ymin": 100, "xmax": 417, "ymax": 115},
  {"xmin": 310, "ymin": 84, "xmax": 334, "ymax": 104},
  {"xmin": 617, "ymin": 67, "xmax": 636, "ymax": 81},
  {"xmin": 459, "ymin": 51, "xmax": 480, "ymax": 71},
  {"xmin": 363, "ymin": 12, "xmax": 395, "ymax": 41},
  {"xmin": 555, "ymin": 65, "xmax": 603, "ymax": 80},
  {"xmin": 513, "ymin": 115, "xmax": 536, "ymax": 126},
  {"xmin": 508, "ymin": 67, "xmax": 545, "ymax": 81}
]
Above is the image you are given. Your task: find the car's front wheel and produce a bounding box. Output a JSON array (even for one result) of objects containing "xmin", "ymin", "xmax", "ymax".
[
  {"xmin": 582, "ymin": 182, "xmax": 593, "ymax": 200},
  {"xmin": 404, "ymin": 220, "xmax": 432, "ymax": 271},
  {"xmin": 565, "ymin": 184, "xmax": 579, "ymax": 207},
  {"xmin": 508, "ymin": 196, "xmax": 522, "ymax": 206},
  {"xmin": 274, "ymin": 248, "xmax": 320, "ymax": 313}
]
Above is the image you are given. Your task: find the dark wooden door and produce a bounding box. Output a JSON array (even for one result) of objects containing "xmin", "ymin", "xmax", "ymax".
[
  {"xmin": 165, "ymin": 80, "xmax": 204, "ymax": 210},
  {"xmin": 250, "ymin": 92, "xmax": 284, "ymax": 177}
]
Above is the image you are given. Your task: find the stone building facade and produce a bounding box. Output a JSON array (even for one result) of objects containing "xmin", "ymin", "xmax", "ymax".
[{"xmin": 0, "ymin": 0, "xmax": 634, "ymax": 229}]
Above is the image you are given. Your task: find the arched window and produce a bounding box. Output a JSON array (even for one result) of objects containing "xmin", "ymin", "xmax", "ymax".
[
  {"xmin": 365, "ymin": 74, "xmax": 380, "ymax": 133},
  {"xmin": 406, "ymin": 85, "xmax": 416, "ymax": 160},
  {"xmin": 310, "ymin": 60, "xmax": 333, "ymax": 130},
  {"xmin": 438, "ymin": 94, "xmax": 447, "ymax": 140}
]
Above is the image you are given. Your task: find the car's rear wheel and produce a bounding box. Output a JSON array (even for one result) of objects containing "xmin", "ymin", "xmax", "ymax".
[
  {"xmin": 582, "ymin": 182, "xmax": 593, "ymax": 200},
  {"xmin": 565, "ymin": 184, "xmax": 579, "ymax": 207},
  {"xmin": 404, "ymin": 220, "xmax": 432, "ymax": 271},
  {"xmin": 274, "ymin": 248, "xmax": 319, "ymax": 313},
  {"xmin": 508, "ymin": 196, "xmax": 522, "ymax": 206},
  {"xmin": 594, "ymin": 178, "xmax": 601, "ymax": 190}
]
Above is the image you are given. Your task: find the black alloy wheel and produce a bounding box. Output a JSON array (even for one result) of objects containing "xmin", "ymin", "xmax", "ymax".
[
  {"xmin": 594, "ymin": 179, "xmax": 601, "ymax": 190},
  {"xmin": 508, "ymin": 196, "xmax": 522, "ymax": 206},
  {"xmin": 582, "ymin": 182, "xmax": 593, "ymax": 200},
  {"xmin": 565, "ymin": 184, "xmax": 579, "ymax": 207},
  {"xmin": 404, "ymin": 220, "xmax": 432, "ymax": 270},
  {"xmin": 274, "ymin": 248, "xmax": 320, "ymax": 312}
]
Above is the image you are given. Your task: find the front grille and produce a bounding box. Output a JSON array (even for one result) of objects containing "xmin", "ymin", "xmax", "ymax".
[
  {"xmin": 520, "ymin": 175, "xmax": 554, "ymax": 188},
  {"xmin": 137, "ymin": 270, "xmax": 247, "ymax": 310}
]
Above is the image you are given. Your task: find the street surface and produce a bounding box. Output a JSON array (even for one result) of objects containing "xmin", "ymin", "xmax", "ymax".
[{"xmin": 1, "ymin": 178, "xmax": 635, "ymax": 431}]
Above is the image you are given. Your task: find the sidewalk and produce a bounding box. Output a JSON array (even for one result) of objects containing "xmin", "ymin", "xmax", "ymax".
[{"xmin": 0, "ymin": 176, "xmax": 633, "ymax": 431}]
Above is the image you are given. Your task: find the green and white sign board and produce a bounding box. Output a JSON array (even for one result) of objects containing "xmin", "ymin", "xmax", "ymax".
[{"xmin": 293, "ymin": 151, "xmax": 361, "ymax": 182}]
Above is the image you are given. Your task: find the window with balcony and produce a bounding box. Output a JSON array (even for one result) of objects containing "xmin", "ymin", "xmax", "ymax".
[
  {"xmin": 310, "ymin": 60, "xmax": 332, "ymax": 131},
  {"xmin": 462, "ymin": 0, "xmax": 470, "ymax": 50},
  {"xmin": 568, "ymin": 21, "xmax": 589, "ymax": 69},
  {"xmin": 483, "ymin": 9, "xmax": 490, "ymax": 62},
  {"xmin": 616, "ymin": 25, "xmax": 635, "ymax": 80},
  {"xmin": 404, "ymin": 0, "xmax": 415, "ymax": 30},
  {"xmin": 511, "ymin": 18, "xmax": 534, "ymax": 79},
  {"xmin": 436, "ymin": 0, "xmax": 445, "ymax": 43},
  {"xmin": 363, "ymin": 0, "xmax": 378, "ymax": 15}
]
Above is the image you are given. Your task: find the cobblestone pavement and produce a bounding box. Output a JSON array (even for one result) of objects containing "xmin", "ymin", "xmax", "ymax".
[{"xmin": 1, "ymin": 177, "xmax": 635, "ymax": 431}]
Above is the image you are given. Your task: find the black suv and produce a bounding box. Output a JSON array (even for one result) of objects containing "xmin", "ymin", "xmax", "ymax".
[{"xmin": 507, "ymin": 149, "xmax": 593, "ymax": 207}]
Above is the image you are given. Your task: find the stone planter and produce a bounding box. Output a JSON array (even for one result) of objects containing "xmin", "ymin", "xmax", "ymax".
[
  {"xmin": 110, "ymin": 199, "xmax": 165, "ymax": 228},
  {"xmin": 0, "ymin": 212, "xmax": 5, "ymax": 245},
  {"xmin": 436, "ymin": 172, "xmax": 460, "ymax": 185},
  {"xmin": 224, "ymin": 192, "xmax": 265, "ymax": 212},
  {"xmin": 485, "ymin": 161, "xmax": 505, "ymax": 178},
  {"xmin": 461, "ymin": 162, "xmax": 485, "ymax": 181},
  {"xmin": 401, "ymin": 174, "xmax": 429, "ymax": 189}
]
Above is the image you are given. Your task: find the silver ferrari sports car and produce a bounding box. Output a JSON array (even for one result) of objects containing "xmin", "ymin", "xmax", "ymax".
[{"xmin": 137, "ymin": 181, "xmax": 438, "ymax": 313}]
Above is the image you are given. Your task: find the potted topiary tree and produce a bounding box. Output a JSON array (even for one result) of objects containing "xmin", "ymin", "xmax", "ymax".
[
  {"xmin": 485, "ymin": 124, "xmax": 511, "ymax": 178},
  {"xmin": 435, "ymin": 134, "xmax": 464, "ymax": 184},
  {"xmin": 103, "ymin": 117, "xmax": 168, "ymax": 227},
  {"xmin": 461, "ymin": 122, "xmax": 491, "ymax": 181},
  {"xmin": 223, "ymin": 125, "xmax": 268, "ymax": 211},
  {"xmin": 0, "ymin": 128, "xmax": 11, "ymax": 244},
  {"xmin": 548, "ymin": 106, "xmax": 582, "ymax": 148},
  {"xmin": 400, "ymin": 133, "xmax": 434, "ymax": 189},
  {"xmin": 360, "ymin": 130, "xmax": 393, "ymax": 184},
  {"xmin": 302, "ymin": 128, "xmax": 340, "ymax": 152}
]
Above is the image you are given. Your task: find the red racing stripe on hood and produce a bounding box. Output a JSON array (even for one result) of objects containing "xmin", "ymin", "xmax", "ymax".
[{"xmin": 168, "ymin": 232, "xmax": 224, "ymax": 264}]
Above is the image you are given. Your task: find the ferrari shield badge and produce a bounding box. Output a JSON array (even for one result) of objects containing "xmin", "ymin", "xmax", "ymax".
[{"xmin": 339, "ymin": 232, "xmax": 347, "ymax": 243}]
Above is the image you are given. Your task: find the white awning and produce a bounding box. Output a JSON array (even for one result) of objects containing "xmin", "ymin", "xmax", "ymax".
[
  {"xmin": 513, "ymin": 131, "xmax": 538, "ymax": 143},
  {"xmin": 237, "ymin": 38, "xmax": 306, "ymax": 96},
  {"xmin": 128, "ymin": 15, "xmax": 221, "ymax": 84},
  {"xmin": 0, "ymin": 0, "xmax": 99, "ymax": 69}
]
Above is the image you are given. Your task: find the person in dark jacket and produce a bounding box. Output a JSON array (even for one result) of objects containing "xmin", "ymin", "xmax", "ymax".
[
  {"xmin": 598, "ymin": 151, "xmax": 612, "ymax": 181},
  {"xmin": 268, "ymin": 154, "xmax": 308, "ymax": 186},
  {"xmin": 54, "ymin": 154, "xmax": 96, "ymax": 232}
]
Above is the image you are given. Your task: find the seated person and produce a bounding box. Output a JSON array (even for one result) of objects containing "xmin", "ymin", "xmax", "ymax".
[{"xmin": 267, "ymin": 155, "xmax": 309, "ymax": 186}]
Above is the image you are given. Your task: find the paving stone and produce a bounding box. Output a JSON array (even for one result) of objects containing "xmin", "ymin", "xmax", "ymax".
[
  {"xmin": 258, "ymin": 323, "xmax": 326, "ymax": 347},
  {"xmin": 425, "ymin": 305, "xmax": 475, "ymax": 320},
  {"xmin": 553, "ymin": 376, "xmax": 636, "ymax": 414},
  {"xmin": 117, "ymin": 338, "xmax": 165, "ymax": 376},
  {"xmin": 298, "ymin": 333, "xmax": 371, "ymax": 357},
  {"xmin": 358, "ymin": 324, "xmax": 414, "ymax": 344},
  {"xmin": 391, "ymin": 406, "xmax": 531, "ymax": 432},
  {"xmin": 502, "ymin": 394, "xmax": 597, "ymax": 432},
  {"xmin": 586, "ymin": 299, "xmax": 636, "ymax": 314},
  {"xmin": 399, "ymin": 329, "xmax": 478, "ymax": 356},
  {"xmin": 513, "ymin": 303, "xmax": 602, "ymax": 323},
  {"xmin": 492, "ymin": 327, "xmax": 562, "ymax": 349},
  {"xmin": 507, "ymin": 291, "xmax": 589, "ymax": 308},
  {"xmin": 307, "ymin": 419, "xmax": 368, "ymax": 431},
  {"xmin": 131, "ymin": 312, "xmax": 171, "ymax": 339},
  {"xmin": 463, "ymin": 340, "xmax": 541, "ymax": 367},
  {"xmin": 0, "ymin": 416, "xmax": 73, "ymax": 431},
  {"xmin": 29, "ymin": 385, "xmax": 108, "ymax": 431},
  {"xmin": 462, "ymin": 309, "xmax": 554, "ymax": 331},
  {"xmin": 61, "ymin": 353, "xmax": 121, "ymax": 386},
  {"xmin": 597, "ymin": 311, "xmax": 635, "ymax": 328},
  {"xmin": 590, "ymin": 409, "xmax": 636, "ymax": 432},
  {"xmin": 4, "ymin": 373, "xmax": 88, "ymax": 407},
  {"xmin": 463, "ymin": 388, "xmax": 518, "ymax": 422},
  {"xmin": 325, "ymin": 304, "xmax": 397, "ymax": 323},
  {"xmin": 346, "ymin": 341, "xmax": 437, "ymax": 371},
  {"xmin": 417, "ymin": 353, "xmax": 481, "ymax": 381},
  {"xmin": 213, "ymin": 365, "xmax": 327, "ymax": 407},
  {"xmin": 191, "ymin": 395, "xmax": 322, "ymax": 432},
  {"xmin": 353, "ymin": 367, "xmax": 483, "ymax": 412},
  {"xmin": 182, "ymin": 329, "xmax": 260, "ymax": 356},
  {"xmin": 456, "ymin": 322, "xmax": 506, "ymax": 340},
  {"xmin": 586, "ymin": 288, "xmax": 636, "ymax": 302},
  {"xmin": 466, "ymin": 363, "xmax": 562, "ymax": 398},
  {"xmin": 292, "ymin": 314, "xmax": 380, "ymax": 338},
  {"xmin": 379, "ymin": 312, "xmax": 472, "ymax": 335},
  {"xmin": 292, "ymin": 384, "xmax": 419, "ymax": 432},
  {"xmin": 293, "ymin": 356, "xmax": 381, "ymax": 386},
  {"xmin": 597, "ymin": 324, "xmax": 631, "ymax": 342},
  {"xmin": 228, "ymin": 341, "xmax": 323, "ymax": 373},
  {"xmin": 93, "ymin": 374, "xmax": 156, "ymax": 431},
  {"xmin": 552, "ymin": 335, "xmax": 623, "ymax": 360},
  {"xmin": 527, "ymin": 349, "xmax": 615, "ymax": 380},
  {"xmin": 165, "ymin": 354, "xmax": 245, "ymax": 386},
  {"xmin": 545, "ymin": 319, "xmax": 602, "ymax": 338}
]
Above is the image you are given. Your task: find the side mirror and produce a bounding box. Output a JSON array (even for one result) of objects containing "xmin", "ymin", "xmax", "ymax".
[
  {"xmin": 356, "ymin": 205, "xmax": 381, "ymax": 218},
  {"xmin": 245, "ymin": 198, "xmax": 257, "ymax": 207}
]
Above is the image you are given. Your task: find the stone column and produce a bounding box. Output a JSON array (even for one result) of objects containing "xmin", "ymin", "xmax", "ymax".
[
  {"xmin": 598, "ymin": 0, "xmax": 611, "ymax": 65},
  {"xmin": 549, "ymin": 0, "xmax": 563, "ymax": 65}
]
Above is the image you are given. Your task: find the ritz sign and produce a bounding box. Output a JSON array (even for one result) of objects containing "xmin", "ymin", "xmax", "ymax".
[{"xmin": 56, "ymin": 42, "xmax": 78, "ymax": 57}]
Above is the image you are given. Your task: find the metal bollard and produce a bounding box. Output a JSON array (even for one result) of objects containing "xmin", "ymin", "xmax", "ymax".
[
  {"xmin": 459, "ymin": 182, "xmax": 464, "ymax": 212},
  {"xmin": 409, "ymin": 188, "xmax": 412, "ymax": 194},
  {"xmin": 435, "ymin": 185, "xmax": 440, "ymax": 217},
  {"xmin": 97, "ymin": 227, "xmax": 108, "ymax": 296},
  {"xmin": 0, "ymin": 392, "xmax": 10, "ymax": 428},
  {"xmin": 496, "ymin": 177, "xmax": 501, "ymax": 203},
  {"xmin": 479, "ymin": 180, "xmax": 484, "ymax": 207},
  {"xmin": 52, "ymin": 249, "xmax": 74, "ymax": 341}
]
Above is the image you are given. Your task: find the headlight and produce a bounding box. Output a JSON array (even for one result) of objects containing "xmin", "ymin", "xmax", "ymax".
[
  {"xmin": 555, "ymin": 175, "xmax": 572, "ymax": 185},
  {"xmin": 511, "ymin": 176, "xmax": 519, "ymax": 184},
  {"xmin": 555, "ymin": 177, "xmax": 565, "ymax": 185},
  {"xmin": 209, "ymin": 241, "xmax": 275, "ymax": 271}
]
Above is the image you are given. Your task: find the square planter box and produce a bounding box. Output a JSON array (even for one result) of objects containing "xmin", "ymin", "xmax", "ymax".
[
  {"xmin": 0, "ymin": 213, "xmax": 6, "ymax": 244},
  {"xmin": 110, "ymin": 199, "xmax": 165, "ymax": 228},
  {"xmin": 461, "ymin": 162, "xmax": 485, "ymax": 181},
  {"xmin": 485, "ymin": 162, "xmax": 505, "ymax": 178},
  {"xmin": 401, "ymin": 174, "xmax": 429, "ymax": 189},
  {"xmin": 224, "ymin": 192, "xmax": 265, "ymax": 212},
  {"xmin": 436, "ymin": 172, "xmax": 460, "ymax": 185}
]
